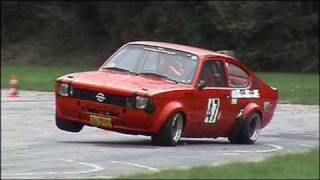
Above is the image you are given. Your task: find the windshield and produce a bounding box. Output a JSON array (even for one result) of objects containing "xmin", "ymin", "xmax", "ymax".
[{"xmin": 103, "ymin": 44, "xmax": 199, "ymax": 84}]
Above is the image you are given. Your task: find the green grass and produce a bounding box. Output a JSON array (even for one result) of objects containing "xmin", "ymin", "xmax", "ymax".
[
  {"xmin": 1, "ymin": 66, "xmax": 94, "ymax": 92},
  {"xmin": 257, "ymin": 72, "xmax": 319, "ymax": 105},
  {"xmin": 1, "ymin": 66, "xmax": 319, "ymax": 104},
  {"xmin": 119, "ymin": 148, "xmax": 319, "ymax": 179}
]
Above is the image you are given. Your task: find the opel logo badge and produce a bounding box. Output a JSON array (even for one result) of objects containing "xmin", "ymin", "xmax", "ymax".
[{"xmin": 96, "ymin": 93, "xmax": 106, "ymax": 102}]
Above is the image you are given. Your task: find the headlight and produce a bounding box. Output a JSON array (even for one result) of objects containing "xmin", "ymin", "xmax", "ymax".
[
  {"xmin": 136, "ymin": 96, "xmax": 149, "ymax": 109},
  {"xmin": 58, "ymin": 83, "xmax": 72, "ymax": 96}
]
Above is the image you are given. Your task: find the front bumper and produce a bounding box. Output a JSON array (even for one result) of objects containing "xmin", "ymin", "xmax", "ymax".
[{"xmin": 56, "ymin": 95, "xmax": 157, "ymax": 135}]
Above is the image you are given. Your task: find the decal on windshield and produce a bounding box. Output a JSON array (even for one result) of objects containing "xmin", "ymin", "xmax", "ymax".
[
  {"xmin": 191, "ymin": 55, "xmax": 198, "ymax": 60},
  {"xmin": 144, "ymin": 47, "xmax": 176, "ymax": 55}
]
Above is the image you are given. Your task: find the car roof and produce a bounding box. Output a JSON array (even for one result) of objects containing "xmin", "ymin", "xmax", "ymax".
[{"xmin": 127, "ymin": 41, "xmax": 237, "ymax": 60}]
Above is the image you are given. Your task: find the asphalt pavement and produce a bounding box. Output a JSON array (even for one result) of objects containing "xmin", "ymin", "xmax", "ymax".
[{"xmin": 1, "ymin": 89, "xmax": 319, "ymax": 179}]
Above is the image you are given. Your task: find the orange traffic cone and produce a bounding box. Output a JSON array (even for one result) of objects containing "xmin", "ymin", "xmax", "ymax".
[{"xmin": 8, "ymin": 74, "xmax": 19, "ymax": 98}]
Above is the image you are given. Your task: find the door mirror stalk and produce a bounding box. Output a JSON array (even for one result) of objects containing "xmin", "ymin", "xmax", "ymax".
[{"xmin": 198, "ymin": 80, "xmax": 206, "ymax": 90}]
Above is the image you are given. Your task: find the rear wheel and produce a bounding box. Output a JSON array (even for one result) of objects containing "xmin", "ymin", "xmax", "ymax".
[
  {"xmin": 56, "ymin": 117, "xmax": 84, "ymax": 132},
  {"xmin": 228, "ymin": 112, "xmax": 261, "ymax": 144},
  {"xmin": 151, "ymin": 113, "xmax": 184, "ymax": 146}
]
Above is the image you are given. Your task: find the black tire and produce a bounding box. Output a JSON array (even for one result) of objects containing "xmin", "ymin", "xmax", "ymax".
[
  {"xmin": 151, "ymin": 113, "xmax": 184, "ymax": 146},
  {"xmin": 228, "ymin": 112, "xmax": 261, "ymax": 144},
  {"xmin": 56, "ymin": 117, "xmax": 84, "ymax": 132}
]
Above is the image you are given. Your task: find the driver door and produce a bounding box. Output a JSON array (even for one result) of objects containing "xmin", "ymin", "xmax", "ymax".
[{"xmin": 192, "ymin": 59, "xmax": 235, "ymax": 137}]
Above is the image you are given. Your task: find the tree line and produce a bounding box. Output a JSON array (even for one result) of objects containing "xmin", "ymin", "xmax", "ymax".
[{"xmin": 1, "ymin": 1, "xmax": 319, "ymax": 72}]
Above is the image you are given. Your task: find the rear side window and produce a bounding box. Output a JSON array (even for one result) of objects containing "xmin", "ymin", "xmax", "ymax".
[{"xmin": 226, "ymin": 63, "xmax": 249, "ymax": 88}]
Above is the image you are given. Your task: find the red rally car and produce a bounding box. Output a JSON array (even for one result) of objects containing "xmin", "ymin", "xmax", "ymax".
[{"xmin": 55, "ymin": 41, "xmax": 278, "ymax": 146}]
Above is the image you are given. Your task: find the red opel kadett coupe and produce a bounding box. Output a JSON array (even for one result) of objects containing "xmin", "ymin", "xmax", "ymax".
[{"xmin": 55, "ymin": 41, "xmax": 278, "ymax": 146}]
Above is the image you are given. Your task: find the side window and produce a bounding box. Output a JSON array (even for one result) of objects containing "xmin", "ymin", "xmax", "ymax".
[
  {"xmin": 200, "ymin": 61, "xmax": 226, "ymax": 87},
  {"xmin": 226, "ymin": 63, "xmax": 249, "ymax": 88}
]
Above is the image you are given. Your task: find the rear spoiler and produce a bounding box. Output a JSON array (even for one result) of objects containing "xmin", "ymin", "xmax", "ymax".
[{"xmin": 271, "ymin": 86, "xmax": 278, "ymax": 91}]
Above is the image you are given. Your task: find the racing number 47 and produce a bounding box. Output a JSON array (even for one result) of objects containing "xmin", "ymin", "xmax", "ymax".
[{"xmin": 204, "ymin": 98, "xmax": 220, "ymax": 123}]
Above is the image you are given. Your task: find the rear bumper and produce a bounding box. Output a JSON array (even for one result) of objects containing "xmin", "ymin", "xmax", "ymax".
[{"xmin": 56, "ymin": 96, "xmax": 158, "ymax": 135}]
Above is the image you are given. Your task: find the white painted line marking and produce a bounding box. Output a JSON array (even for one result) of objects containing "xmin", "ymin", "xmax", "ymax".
[
  {"xmin": 110, "ymin": 160, "xmax": 159, "ymax": 172},
  {"xmin": 234, "ymin": 150, "xmax": 250, "ymax": 153},
  {"xmin": 234, "ymin": 144, "xmax": 282, "ymax": 153},
  {"xmin": 299, "ymin": 144, "xmax": 313, "ymax": 148},
  {"xmin": 255, "ymin": 144, "xmax": 283, "ymax": 153},
  {"xmin": 62, "ymin": 159, "xmax": 74, "ymax": 163},
  {"xmin": 75, "ymin": 161, "xmax": 104, "ymax": 172},
  {"xmin": 2, "ymin": 159, "xmax": 105, "ymax": 177},
  {"xmin": 86, "ymin": 176, "xmax": 115, "ymax": 179},
  {"xmin": 222, "ymin": 153, "xmax": 239, "ymax": 156}
]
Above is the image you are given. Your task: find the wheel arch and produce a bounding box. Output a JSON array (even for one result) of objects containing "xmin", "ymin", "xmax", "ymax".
[
  {"xmin": 152, "ymin": 101, "xmax": 187, "ymax": 133},
  {"xmin": 228, "ymin": 102, "xmax": 263, "ymax": 144},
  {"xmin": 242, "ymin": 102, "xmax": 263, "ymax": 125},
  {"xmin": 177, "ymin": 111, "xmax": 187, "ymax": 130}
]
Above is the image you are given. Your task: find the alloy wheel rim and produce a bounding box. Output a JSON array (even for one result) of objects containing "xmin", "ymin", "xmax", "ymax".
[
  {"xmin": 172, "ymin": 114, "xmax": 183, "ymax": 142},
  {"xmin": 249, "ymin": 115, "xmax": 261, "ymax": 141}
]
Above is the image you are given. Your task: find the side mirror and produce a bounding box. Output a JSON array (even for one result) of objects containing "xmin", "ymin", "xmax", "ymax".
[{"xmin": 197, "ymin": 80, "xmax": 206, "ymax": 90}]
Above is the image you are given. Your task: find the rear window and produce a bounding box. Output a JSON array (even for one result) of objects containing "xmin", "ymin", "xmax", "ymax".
[{"xmin": 226, "ymin": 63, "xmax": 249, "ymax": 88}]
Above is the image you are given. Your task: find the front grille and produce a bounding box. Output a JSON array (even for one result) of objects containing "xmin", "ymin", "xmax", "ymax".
[{"xmin": 72, "ymin": 88, "xmax": 133, "ymax": 107}]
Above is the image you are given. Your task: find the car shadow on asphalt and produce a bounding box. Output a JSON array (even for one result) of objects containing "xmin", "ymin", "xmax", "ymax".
[
  {"xmin": 59, "ymin": 139, "xmax": 159, "ymax": 149},
  {"xmin": 58, "ymin": 138, "xmax": 232, "ymax": 149}
]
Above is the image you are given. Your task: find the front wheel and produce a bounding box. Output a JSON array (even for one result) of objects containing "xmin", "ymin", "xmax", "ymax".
[
  {"xmin": 151, "ymin": 113, "xmax": 184, "ymax": 146},
  {"xmin": 56, "ymin": 117, "xmax": 84, "ymax": 132},
  {"xmin": 228, "ymin": 112, "xmax": 261, "ymax": 144}
]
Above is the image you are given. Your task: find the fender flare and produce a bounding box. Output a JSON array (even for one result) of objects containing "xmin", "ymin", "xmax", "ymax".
[
  {"xmin": 242, "ymin": 102, "xmax": 263, "ymax": 121},
  {"xmin": 232, "ymin": 102, "xmax": 263, "ymax": 135},
  {"xmin": 152, "ymin": 101, "xmax": 185, "ymax": 133}
]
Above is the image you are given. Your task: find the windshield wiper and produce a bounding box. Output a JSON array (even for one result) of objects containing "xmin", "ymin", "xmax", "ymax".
[
  {"xmin": 138, "ymin": 72, "xmax": 178, "ymax": 84},
  {"xmin": 104, "ymin": 67, "xmax": 138, "ymax": 75}
]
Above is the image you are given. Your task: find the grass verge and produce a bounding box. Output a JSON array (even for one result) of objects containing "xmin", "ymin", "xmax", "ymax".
[
  {"xmin": 1, "ymin": 66, "xmax": 94, "ymax": 92},
  {"xmin": 119, "ymin": 148, "xmax": 319, "ymax": 179},
  {"xmin": 1, "ymin": 66, "xmax": 319, "ymax": 104},
  {"xmin": 257, "ymin": 72, "xmax": 319, "ymax": 105}
]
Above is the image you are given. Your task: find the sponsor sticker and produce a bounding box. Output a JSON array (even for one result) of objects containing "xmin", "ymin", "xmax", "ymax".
[
  {"xmin": 231, "ymin": 89, "xmax": 260, "ymax": 99},
  {"xmin": 231, "ymin": 98, "xmax": 238, "ymax": 104}
]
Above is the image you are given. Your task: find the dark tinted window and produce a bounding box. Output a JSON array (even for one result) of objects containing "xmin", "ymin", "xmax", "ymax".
[{"xmin": 200, "ymin": 61, "xmax": 226, "ymax": 87}]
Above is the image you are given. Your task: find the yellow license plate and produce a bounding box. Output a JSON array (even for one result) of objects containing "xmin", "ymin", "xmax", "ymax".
[{"xmin": 89, "ymin": 115, "xmax": 112, "ymax": 129}]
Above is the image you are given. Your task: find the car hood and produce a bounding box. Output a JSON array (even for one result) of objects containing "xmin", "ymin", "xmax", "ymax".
[{"xmin": 58, "ymin": 70, "xmax": 191, "ymax": 96}]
